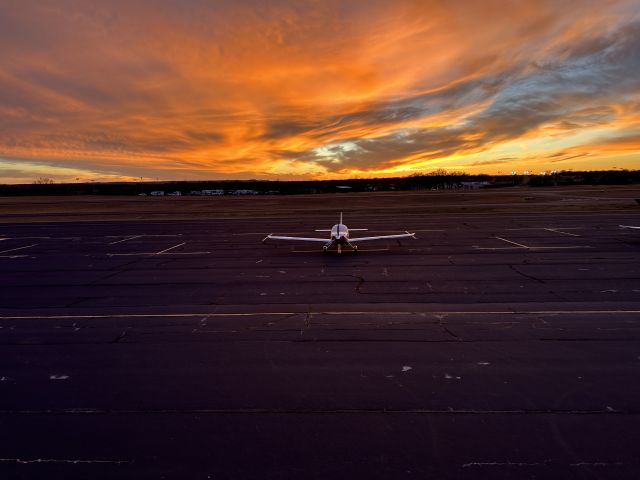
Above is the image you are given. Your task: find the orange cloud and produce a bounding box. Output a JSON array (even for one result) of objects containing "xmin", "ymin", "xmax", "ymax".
[{"xmin": 0, "ymin": 0, "xmax": 638, "ymax": 183}]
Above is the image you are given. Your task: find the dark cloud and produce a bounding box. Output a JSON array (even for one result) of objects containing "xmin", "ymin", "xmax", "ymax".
[
  {"xmin": 469, "ymin": 157, "xmax": 519, "ymax": 166},
  {"xmin": 288, "ymin": 18, "xmax": 640, "ymax": 172}
]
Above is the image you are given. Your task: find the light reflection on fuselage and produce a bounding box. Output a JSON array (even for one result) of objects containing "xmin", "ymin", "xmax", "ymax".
[{"xmin": 330, "ymin": 223, "xmax": 349, "ymax": 243}]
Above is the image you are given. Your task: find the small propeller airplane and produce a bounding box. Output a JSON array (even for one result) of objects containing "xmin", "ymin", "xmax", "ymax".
[{"xmin": 262, "ymin": 213, "xmax": 416, "ymax": 253}]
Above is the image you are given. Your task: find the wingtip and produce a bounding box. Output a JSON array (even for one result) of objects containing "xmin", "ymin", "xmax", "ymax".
[{"xmin": 261, "ymin": 234, "xmax": 273, "ymax": 244}]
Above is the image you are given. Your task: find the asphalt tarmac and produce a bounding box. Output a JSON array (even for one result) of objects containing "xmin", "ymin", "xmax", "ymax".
[{"xmin": 1, "ymin": 190, "xmax": 640, "ymax": 479}]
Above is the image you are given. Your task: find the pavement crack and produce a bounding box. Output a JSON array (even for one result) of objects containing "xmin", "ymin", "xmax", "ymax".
[
  {"xmin": 434, "ymin": 313, "xmax": 461, "ymax": 341},
  {"xmin": 111, "ymin": 330, "xmax": 128, "ymax": 343},
  {"xmin": 508, "ymin": 264, "xmax": 545, "ymax": 284},
  {"xmin": 443, "ymin": 326, "xmax": 460, "ymax": 340},
  {"xmin": 301, "ymin": 306, "xmax": 312, "ymax": 336},
  {"xmin": 330, "ymin": 274, "xmax": 365, "ymax": 294},
  {"xmin": 352, "ymin": 275, "xmax": 365, "ymax": 294}
]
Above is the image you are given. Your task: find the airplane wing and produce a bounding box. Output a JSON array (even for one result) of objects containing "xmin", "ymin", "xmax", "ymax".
[
  {"xmin": 349, "ymin": 232, "xmax": 416, "ymax": 242},
  {"xmin": 620, "ymin": 225, "xmax": 640, "ymax": 229},
  {"xmin": 263, "ymin": 234, "xmax": 329, "ymax": 243}
]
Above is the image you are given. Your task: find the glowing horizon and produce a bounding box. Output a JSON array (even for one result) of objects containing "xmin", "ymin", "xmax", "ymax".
[{"xmin": 1, "ymin": 0, "xmax": 639, "ymax": 184}]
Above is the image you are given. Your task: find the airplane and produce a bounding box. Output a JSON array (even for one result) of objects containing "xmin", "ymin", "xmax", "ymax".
[
  {"xmin": 620, "ymin": 225, "xmax": 640, "ymax": 229},
  {"xmin": 262, "ymin": 213, "xmax": 416, "ymax": 253}
]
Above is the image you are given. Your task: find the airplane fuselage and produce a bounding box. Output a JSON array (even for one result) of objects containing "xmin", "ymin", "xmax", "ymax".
[{"xmin": 330, "ymin": 223, "xmax": 349, "ymax": 243}]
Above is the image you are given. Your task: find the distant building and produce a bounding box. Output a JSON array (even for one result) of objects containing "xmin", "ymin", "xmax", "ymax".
[
  {"xmin": 460, "ymin": 181, "xmax": 490, "ymax": 189},
  {"xmin": 168, "ymin": 191, "xmax": 182, "ymax": 196},
  {"xmin": 201, "ymin": 189, "xmax": 224, "ymax": 195},
  {"xmin": 233, "ymin": 189, "xmax": 258, "ymax": 195},
  {"xmin": 150, "ymin": 191, "xmax": 165, "ymax": 196},
  {"xmin": 336, "ymin": 185, "xmax": 352, "ymax": 191}
]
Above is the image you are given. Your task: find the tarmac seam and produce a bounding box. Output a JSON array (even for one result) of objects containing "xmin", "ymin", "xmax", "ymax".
[
  {"xmin": 3, "ymin": 310, "xmax": 640, "ymax": 319},
  {"xmin": 1, "ymin": 408, "xmax": 637, "ymax": 415},
  {"xmin": 0, "ymin": 457, "xmax": 128, "ymax": 465}
]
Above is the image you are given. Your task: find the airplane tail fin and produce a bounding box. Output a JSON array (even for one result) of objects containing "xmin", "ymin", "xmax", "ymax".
[{"xmin": 340, "ymin": 212, "xmax": 343, "ymax": 224}]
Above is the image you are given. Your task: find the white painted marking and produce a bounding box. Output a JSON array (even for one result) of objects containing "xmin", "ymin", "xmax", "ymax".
[
  {"xmin": 506, "ymin": 227, "xmax": 583, "ymax": 231},
  {"xmin": 0, "ymin": 244, "xmax": 37, "ymax": 254},
  {"xmin": 107, "ymin": 251, "xmax": 210, "ymax": 256},
  {"xmin": 495, "ymin": 237, "xmax": 529, "ymax": 248},
  {"xmin": 401, "ymin": 366, "xmax": 412, "ymax": 372},
  {"xmin": 544, "ymin": 228, "xmax": 581, "ymax": 237},
  {"xmin": 463, "ymin": 461, "xmax": 548, "ymax": 468},
  {"xmin": 477, "ymin": 361, "xmax": 491, "ymax": 366},
  {"xmin": 0, "ymin": 236, "xmax": 51, "ymax": 239},
  {"xmin": 600, "ymin": 290, "xmax": 618, "ymax": 293},
  {"xmin": 234, "ymin": 232, "xmax": 310, "ymax": 236},
  {"xmin": 476, "ymin": 242, "xmax": 591, "ymax": 251},
  {"xmin": 529, "ymin": 246, "xmax": 592, "ymax": 250},
  {"xmin": 109, "ymin": 235, "xmax": 142, "ymax": 245},
  {"xmin": 0, "ymin": 255, "xmax": 29, "ymax": 259},
  {"xmin": 105, "ymin": 234, "xmax": 182, "ymax": 238},
  {"xmin": 0, "ymin": 236, "xmax": 80, "ymax": 240},
  {"xmin": 49, "ymin": 375, "xmax": 69, "ymax": 380},
  {"xmin": 475, "ymin": 246, "xmax": 524, "ymax": 250},
  {"xmin": 154, "ymin": 242, "xmax": 186, "ymax": 255}
]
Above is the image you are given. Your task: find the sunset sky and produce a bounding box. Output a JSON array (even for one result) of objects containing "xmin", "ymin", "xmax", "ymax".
[{"xmin": 1, "ymin": 0, "xmax": 639, "ymax": 183}]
